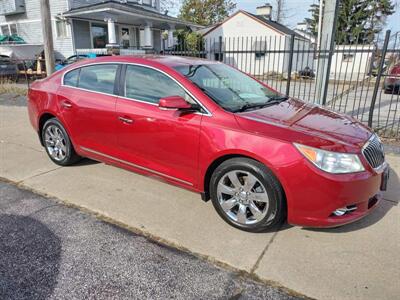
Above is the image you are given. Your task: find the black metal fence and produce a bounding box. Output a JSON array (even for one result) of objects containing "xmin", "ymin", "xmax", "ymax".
[
  {"xmin": 1, "ymin": 30, "xmax": 399, "ymax": 139},
  {"xmin": 164, "ymin": 30, "xmax": 400, "ymax": 139}
]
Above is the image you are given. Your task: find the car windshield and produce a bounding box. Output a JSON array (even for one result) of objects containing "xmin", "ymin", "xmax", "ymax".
[{"xmin": 174, "ymin": 63, "xmax": 284, "ymax": 112}]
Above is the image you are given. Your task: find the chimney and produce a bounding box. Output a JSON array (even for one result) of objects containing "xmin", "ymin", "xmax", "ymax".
[{"xmin": 256, "ymin": 3, "xmax": 272, "ymax": 20}]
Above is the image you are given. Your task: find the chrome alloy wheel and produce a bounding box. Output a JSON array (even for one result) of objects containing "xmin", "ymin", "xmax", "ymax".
[
  {"xmin": 44, "ymin": 125, "xmax": 67, "ymax": 161},
  {"xmin": 217, "ymin": 170, "xmax": 269, "ymax": 225}
]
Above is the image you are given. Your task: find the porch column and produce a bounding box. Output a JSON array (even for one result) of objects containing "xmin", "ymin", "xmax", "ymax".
[
  {"xmin": 105, "ymin": 17, "xmax": 119, "ymax": 55},
  {"xmin": 105, "ymin": 18, "xmax": 117, "ymax": 45},
  {"xmin": 167, "ymin": 24, "xmax": 175, "ymax": 48},
  {"xmin": 143, "ymin": 22, "xmax": 153, "ymax": 48}
]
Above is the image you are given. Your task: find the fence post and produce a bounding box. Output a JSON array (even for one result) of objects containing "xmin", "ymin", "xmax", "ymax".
[
  {"xmin": 368, "ymin": 30, "xmax": 391, "ymax": 128},
  {"xmin": 285, "ymin": 34, "xmax": 295, "ymax": 96}
]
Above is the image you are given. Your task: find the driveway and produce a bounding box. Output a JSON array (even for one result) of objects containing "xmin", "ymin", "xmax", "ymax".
[{"xmin": 1, "ymin": 97, "xmax": 399, "ymax": 299}]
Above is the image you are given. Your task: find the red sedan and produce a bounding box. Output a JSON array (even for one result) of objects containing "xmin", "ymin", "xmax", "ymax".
[{"xmin": 28, "ymin": 56, "xmax": 388, "ymax": 232}]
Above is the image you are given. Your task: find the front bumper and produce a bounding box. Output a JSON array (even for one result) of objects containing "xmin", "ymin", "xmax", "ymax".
[{"xmin": 280, "ymin": 156, "xmax": 387, "ymax": 228}]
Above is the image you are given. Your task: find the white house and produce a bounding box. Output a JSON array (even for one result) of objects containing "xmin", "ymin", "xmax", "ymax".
[
  {"xmin": 201, "ymin": 4, "xmax": 313, "ymax": 76},
  {"xmin": 329, "ymin": 44, "xmax": 374, "ymax": 80},
  {"xmin": 0, "ymin": 0, "xmax": 202, "ymax": 59}
]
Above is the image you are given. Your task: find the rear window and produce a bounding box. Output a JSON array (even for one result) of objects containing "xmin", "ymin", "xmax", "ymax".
[
  {"xmin": 63, "ymin": 69, "xmax": 79, "ymax": 87},
  {"xmin": 78, "ymin": 64, "xmax": 118, "ymax": 94},
  {"xmin": 63, "ymin": 64, "xmax": 119, "ymax": 94}
]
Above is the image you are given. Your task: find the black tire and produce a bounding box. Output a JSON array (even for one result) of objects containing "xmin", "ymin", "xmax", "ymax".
[
  {"xmin": 41, "ymin": 118, "xmax": 80, "ymax": 166},
  {"xmin": 210, "ymin": 157, "xmax": 285, "ymax": 232}
]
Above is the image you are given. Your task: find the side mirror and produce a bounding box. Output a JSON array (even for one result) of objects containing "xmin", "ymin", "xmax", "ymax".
[{"xmin": 159, "ymin": 96, "xmax": 192, "ymax": 110}]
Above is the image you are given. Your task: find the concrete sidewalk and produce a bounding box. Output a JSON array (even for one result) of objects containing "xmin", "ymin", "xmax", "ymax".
[{"xmin": 1, "ymin": 104, "xmax": 399, "ymax": 300}]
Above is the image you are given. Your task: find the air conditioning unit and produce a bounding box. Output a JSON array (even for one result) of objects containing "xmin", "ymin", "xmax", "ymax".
[{"xmin": 0, "ymin": 0, "xmax": 26, "ymax": 16}]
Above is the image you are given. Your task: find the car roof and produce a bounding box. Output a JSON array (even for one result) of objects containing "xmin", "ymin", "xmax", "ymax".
[{"xmin": 73, "ymin": 55, "xmax": 218, "ymax": 69}]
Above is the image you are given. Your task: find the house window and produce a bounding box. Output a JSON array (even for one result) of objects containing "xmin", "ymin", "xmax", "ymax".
[
  {"xmin": 56, "ymin": 20, "xmax": 68, "ymax": 38},
  {"xmin": 255, "ymin": 52, "xmax": 266, "ymax": 60},
  {"xmin": 342, "ymin": 54, "xmax": 354, "ymax": 62},
  {"xmin": 10, "ymin": 24, "xmax": 17, "ymax": 35},
  {"xmin": 91, "ymin": 23, "xmax": 108, "ymax": 48},
  {"xmin": 1, "ymin": 25, "xmax": 10, "ymax": 35}
]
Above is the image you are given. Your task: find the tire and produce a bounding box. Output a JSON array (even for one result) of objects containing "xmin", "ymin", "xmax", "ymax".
[
  {"xmin": 41, "ymin": 118, "xmax": 80, "ymax": 166},
  {"xmin": 383, "ymin": 88, "xmax": 391, "ymax": 94},
  {"xmin": 210, "ymin": 157, "xmax": 285, "ymax": 232}
]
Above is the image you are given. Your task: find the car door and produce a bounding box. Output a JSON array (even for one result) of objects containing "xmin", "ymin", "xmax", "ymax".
[
  {"xmin": 115, "ymin": 64, "xmax": 203, "ymax": 186},
  {"xmin": 57, "ymin": 63, "xmax": 120, "ymax": 156}
]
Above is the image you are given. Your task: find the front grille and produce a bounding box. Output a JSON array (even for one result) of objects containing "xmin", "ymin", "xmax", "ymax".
[{"xmin": 362, "ymin": 135, "xmax": 385, "ymax": 169}]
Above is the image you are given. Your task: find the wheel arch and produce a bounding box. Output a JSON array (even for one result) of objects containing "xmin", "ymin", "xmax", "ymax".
[
  {"xmin": 38, "ymin": 112, "xmax": 57, "ymax": 146},
  {"xmin": 202, "ymin": 153, "xmax": 287, "ymax": 207}
]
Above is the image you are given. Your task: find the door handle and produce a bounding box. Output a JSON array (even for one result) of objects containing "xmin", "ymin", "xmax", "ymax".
[
  {"xmin": 118, "ymin": 116, "xmax": 133, "ymax": 124},
  {"xmin": 61, "ymin": 101, "xmax": 72, "ymax": 108}
]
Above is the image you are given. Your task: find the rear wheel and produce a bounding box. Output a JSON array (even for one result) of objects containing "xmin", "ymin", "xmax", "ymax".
[
  {"xmin": 210, "ymin": 158, "xmax": 285, "ymax": 232},
  {"xmin": 42, "ymin": 118, "xmax": 80, "ymax": 166}
]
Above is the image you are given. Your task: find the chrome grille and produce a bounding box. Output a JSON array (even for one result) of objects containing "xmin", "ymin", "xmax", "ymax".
[{"xmin": 362, "ymin": 135, "xmax": 385, "ymax": 169}]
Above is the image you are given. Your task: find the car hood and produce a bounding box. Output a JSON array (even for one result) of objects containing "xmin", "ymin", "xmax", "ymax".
[{"xmin": 235, "ymin": 98, "xmax": 372, "ymax": 147}]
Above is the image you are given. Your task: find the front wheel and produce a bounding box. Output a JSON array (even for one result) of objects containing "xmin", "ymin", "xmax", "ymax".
[{"xmin": 210, "ymin": 158, "xmax": 285, "ymax": 232}]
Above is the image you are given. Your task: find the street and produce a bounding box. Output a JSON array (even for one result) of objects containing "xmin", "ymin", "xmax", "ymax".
[{"xmin": 0, "ymin": 181, "xmax": 300, "ymax": 300}]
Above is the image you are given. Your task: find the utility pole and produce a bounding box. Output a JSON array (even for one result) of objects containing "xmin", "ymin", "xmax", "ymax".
[
  {"xmin": 40, "ymin": 0, "xmax": 55, "ymax": 75},
  {"xmin": 315, "ymin": 0, "xmax": 339, "ymax": 105},
  {"xmin": 316, "ymin": 0, "xmax": 323, "ymax": 51}
]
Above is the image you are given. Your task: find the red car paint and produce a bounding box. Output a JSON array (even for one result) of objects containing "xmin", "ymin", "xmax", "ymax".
[{"xmin": 28, "ymin": 56, "xmax": 386, "ymax": 227}]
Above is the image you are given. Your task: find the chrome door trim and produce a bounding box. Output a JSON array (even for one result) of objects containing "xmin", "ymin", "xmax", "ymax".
[
  {"xmin": 80, "ymin": 146, "xmax": 194, "ymax": 186},
  {"xmin": 61, "ymin": 61, "xmax": 212, "ymax": 116}
]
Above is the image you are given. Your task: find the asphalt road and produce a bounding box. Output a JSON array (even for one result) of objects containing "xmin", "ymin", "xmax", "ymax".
[{"xmin": 0, "ymin": 181, "xmax": 301, "ymax": 300}]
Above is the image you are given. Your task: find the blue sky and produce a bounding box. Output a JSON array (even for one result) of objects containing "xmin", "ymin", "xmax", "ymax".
[
  {"xmin": 234, "ymin": 0, "xmax": 400, "ymax": 33},
  {"xmin": 169, "ymin": 1, "xmax": 399, "ymax": 33}
]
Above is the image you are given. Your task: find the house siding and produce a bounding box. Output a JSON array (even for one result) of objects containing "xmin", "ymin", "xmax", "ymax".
[
  {"xmin": 204, "ymin": 12, "xmax": 285, "ymax": 75},
  {"xmin": 203, "ymin": 11, "xmax": 313, "ymax": 76},
  {"xmin": 0, "ymin": 0, "xmax": 74, "ymax": 59}
]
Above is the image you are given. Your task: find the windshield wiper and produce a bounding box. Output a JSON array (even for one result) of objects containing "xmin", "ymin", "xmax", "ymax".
[
  {"xmin": 234, "ymin": 102, "xmax": 270, "ymax": 112},
  {"xmin": 267, "ymin": 95, "xmax": 289, "ymax": 103},
  {"xmin": 234, "ymin": 96, "xmax": 289, "ymax": 113}
]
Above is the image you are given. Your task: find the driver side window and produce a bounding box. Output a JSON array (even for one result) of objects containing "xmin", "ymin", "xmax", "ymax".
[{"xmin": 125, "ymin": 65, "xmax": 193, "ymax": 104}]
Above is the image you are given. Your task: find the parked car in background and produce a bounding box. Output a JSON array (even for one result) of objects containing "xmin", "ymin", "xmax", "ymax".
[
  {"xmin": 298, "ymin": 66, "xmax": 315, "ymax": 78},
  {"xmin": 55, "ymin": 54, "xmax": 89, "ymax": 71},
  {"xmin": 383, "ymin": 63, "xmax": 400, "ymax": 94},
  {"xmin": 28, "ymin": 56, "xmax": 388, "ymax": 232},
  {"xmin": 0, "ymin": 55, "xmax": 18, "ymax": 81}
]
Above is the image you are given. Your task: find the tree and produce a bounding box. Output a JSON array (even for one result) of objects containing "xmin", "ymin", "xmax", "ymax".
[
  {"xmin": 179, "ymin": 0, "xmax": 236, "ymax": 26},
  {"xmin": 305, "ymin": 0, "xmax": 395, "ymax": 44},
  {"xmin": 272, "ymin": 0, "xmax": 292, "ymax": 25}
]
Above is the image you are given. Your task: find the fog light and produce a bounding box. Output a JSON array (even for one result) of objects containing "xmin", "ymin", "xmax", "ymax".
[{"xmin": 332, "ymin": 207, "xmax": 348, "ymax": 216}]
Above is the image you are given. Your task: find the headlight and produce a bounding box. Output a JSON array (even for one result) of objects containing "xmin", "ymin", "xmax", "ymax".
[{"xmin": 294, "ymin": 143, "xmax": 365, "ymax": 174}]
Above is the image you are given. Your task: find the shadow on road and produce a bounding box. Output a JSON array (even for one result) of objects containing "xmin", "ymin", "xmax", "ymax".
[
  {"xmin": 305, "ymin": 166, "xmax": 399, "ymax": 233},
  {"xmin": 0, "ymin": 214, "xmax": 61, "ymax": 299}
]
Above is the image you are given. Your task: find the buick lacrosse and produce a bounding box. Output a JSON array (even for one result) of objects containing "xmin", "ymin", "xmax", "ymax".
[{"xmin": 28, "ymin": 56, "xmax": 388, "ymax": 232}]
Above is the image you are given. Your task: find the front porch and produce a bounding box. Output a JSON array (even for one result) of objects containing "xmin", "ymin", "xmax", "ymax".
[{"xmin": 62, "ymin": 1, "xmax": 202, "ymax": 55}]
